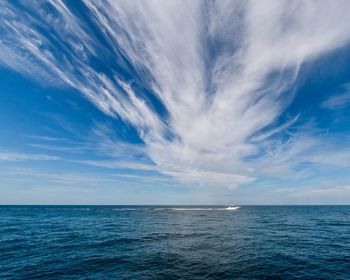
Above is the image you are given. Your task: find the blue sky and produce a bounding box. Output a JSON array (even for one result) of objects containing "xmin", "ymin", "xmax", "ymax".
[{"xmin": 1, "ymin": 0, "xmax": 350, "ymax": 204}]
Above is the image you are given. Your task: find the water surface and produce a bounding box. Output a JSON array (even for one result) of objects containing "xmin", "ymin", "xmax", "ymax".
[{"xmin": 0, "ymin": 205, "xmax": 349, "ymax": 279}]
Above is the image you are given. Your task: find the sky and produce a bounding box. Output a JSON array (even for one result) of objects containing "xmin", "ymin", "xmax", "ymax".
[{"xmin": 1, "ymin": 0, "xmax": 350, "ymax": 205}]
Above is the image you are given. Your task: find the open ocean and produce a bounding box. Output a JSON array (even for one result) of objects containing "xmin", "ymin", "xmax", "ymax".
[{"xmin": 0, "ymin": 205, "xmax": 349, "ymax": 279}]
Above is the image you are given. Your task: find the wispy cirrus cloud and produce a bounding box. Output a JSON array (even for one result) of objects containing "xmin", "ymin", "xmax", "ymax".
[
  {"xmin": 0, "ymin": 152, "xmax": 59, "ymax": 162},
  {"xmin": 322, "ymin": 83, "xmax": 350, "ymax": 109},
  {"xmin": 1, "ymin": 0, "xmax": 350, "ymax": 188}
]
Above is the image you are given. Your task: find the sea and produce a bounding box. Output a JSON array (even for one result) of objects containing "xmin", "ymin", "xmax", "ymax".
[{"xmin": 0, "ymin": 205, "xmax": 349, "ymax": 279}]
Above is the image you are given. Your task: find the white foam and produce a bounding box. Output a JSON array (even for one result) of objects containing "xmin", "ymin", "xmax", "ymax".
[{"xmin": 109, "ymin": 206, "xmax": 241, "ymax": 211}]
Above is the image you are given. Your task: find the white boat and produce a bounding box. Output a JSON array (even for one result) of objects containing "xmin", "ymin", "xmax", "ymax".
[{"xmin": 225, "ymin": 206, "xmax": 240, "ymax": 210}]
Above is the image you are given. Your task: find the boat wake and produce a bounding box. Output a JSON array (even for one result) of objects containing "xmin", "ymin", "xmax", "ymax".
[{"xmin": 153, "ymin": 206, "xmax": 240, "ymax": 211}]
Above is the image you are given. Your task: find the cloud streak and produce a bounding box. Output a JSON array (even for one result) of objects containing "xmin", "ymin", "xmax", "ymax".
[
  {"xmin": 322, "ymin": 83, "xmax": 350, "ymax": 109},
  {"xmin": 0, "ymin": 152, "xmax": 59, "ymax": 162},
  {"xmin": 1, "ymin": 0, "xmax": 350, "ymax": 188}
]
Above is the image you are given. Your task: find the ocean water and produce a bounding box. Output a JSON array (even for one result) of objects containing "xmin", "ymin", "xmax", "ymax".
[{"xmin": 0, "ymin": 206, "xmax": 349, "ymax": 279}]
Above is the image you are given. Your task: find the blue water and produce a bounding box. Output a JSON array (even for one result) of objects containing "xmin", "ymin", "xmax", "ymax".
[{"xmin": 0, "ymin": 206, "xmax": 349, "ymax": 279}]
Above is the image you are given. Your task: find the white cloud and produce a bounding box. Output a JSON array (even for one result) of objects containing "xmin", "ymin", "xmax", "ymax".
[
  {"xmin": 0, "ymin": 152, "xmax": 59, "ymax": 162},
  {"xmin": 1, "ymin": 0, "xmax": 350, "ymax": 188},
  {"xmin": 322, "ymin": 83, "xmax": 350, "ymax": 109}
]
